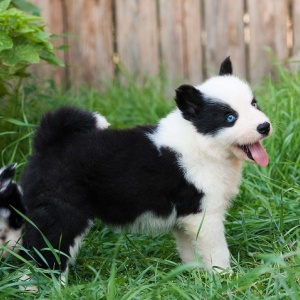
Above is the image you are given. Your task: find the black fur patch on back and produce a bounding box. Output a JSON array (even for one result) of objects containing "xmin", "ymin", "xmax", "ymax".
[{"xmin": 24, "ymin": 125, "xmax": 203, "ymax": 224}]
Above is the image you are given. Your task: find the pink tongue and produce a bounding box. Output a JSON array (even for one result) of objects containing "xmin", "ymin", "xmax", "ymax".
[{"xmin": 248, "ymin": 142, "xmax": 269, "ymax": 167}]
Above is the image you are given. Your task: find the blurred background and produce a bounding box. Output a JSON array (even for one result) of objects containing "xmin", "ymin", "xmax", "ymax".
[{"xmin": 30, "ymin": 0, "xmax": 300, "ymax": 89}]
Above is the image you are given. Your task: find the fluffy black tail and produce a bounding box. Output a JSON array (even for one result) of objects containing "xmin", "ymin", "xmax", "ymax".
[{"xmin": 33, "ymin": 106, "xmax": 98, "ymax": 153}]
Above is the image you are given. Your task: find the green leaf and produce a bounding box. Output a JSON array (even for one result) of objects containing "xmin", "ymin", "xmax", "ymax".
[
  {"xmin": 0, "ymin": 48, "xmax": 21, "ymax": 66},
  {"xmin": 36, "ymin": 32, "xmax": 52, "ymax": 40},
  {"xmin": 0, "ymin": 131, "xmax": 17, "ymax": 136},
  {"xmin": 39, "ymin": 50, "xmax": 64, "ymax": 67},
  {"xmin": 0, "ymin": 0, "xmax": 11, "ymax": 12},
  {"xmin": 0, "ymin": 68, "xmax": 13, "ymax": 80},
  {"xmin": 11, "ymin": 0, "xmax": 40, "ymax": 15},
  {"xmin": 0, "ymin": 32, "xmax": 13, "ymax": 52},
  {"xmin": 1, "ymin": 7, "xmax": 22, "ymax": 17},
  {"xmin": 57, "ymin": 44, "xmax": 70, "ymax": 51},
  {"xmin": 17, "ymin": 26, "xmax": 35, "ymax": 33},
  {"xmin": 0, "ymin": 117, "xmax": 36, "ymax": 127},
  {"xmin": 15, "ymin": 42, "xmax": 42, "ymax": 63}
]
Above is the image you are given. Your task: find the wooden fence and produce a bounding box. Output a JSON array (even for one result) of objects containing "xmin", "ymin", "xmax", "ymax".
[{"xmin": 30, "ymin": 0, "xmax": 300, "ymax": 89}]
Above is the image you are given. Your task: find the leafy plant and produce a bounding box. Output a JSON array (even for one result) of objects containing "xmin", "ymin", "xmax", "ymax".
[{"xmin": 0, "ymin": 0, "xmax": 64, "ymax": 97}]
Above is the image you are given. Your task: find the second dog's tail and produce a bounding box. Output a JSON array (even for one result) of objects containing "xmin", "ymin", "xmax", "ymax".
[{"xmin": 33, "ymin": 106, "xmax": 109, "ymax": 153}]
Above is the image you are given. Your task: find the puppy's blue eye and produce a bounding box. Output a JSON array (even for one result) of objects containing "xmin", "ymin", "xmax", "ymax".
[
  {"xmin": 226, "ymin": 114, "xmax": 236, "ymax": 123},
  {"xmin": 252, "ymin": 99, "xmax": 258, "ymax": 109}
]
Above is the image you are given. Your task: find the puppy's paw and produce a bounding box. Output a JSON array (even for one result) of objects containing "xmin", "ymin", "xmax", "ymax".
[{"xmin": 212, "ymin": 265, "xmax": 234, "ymax": 276}]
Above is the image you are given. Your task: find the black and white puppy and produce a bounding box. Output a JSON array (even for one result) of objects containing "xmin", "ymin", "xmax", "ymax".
[
  {"xmin": 21, "ymin": 57, "xmax": 272, "ymax": 273},
  {"xmin": 0, "ymin": 163, "xmax": 25, "ymax": 257}
]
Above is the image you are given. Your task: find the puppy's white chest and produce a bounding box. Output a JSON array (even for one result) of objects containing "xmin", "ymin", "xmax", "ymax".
[{"xmin": 180, "ymin": 157, "xmax": 242, "ymax": 212}]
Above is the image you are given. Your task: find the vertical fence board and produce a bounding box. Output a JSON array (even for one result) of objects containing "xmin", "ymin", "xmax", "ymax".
[
  {"xmin": 116, "ymin": 0, "xmax": 159, "ymax": 82},
  {"xmin": 204, "ymin": 0, "xmax": 246, "ymax": 78},
  {"xmin": 182, "ymin": 0, "xmax": 203, "ymax": 85},
  {"xmin": 29, "ymin": 0, "xmax": 65, "ymax": 85},
  {"xmin": 248, "ymin": 0, "xmax": 288, "ymax": 84},
  {"xmin": 66, "ymin": 0, "xmax": 114, "ymax": 88},
  {"xmin": 159, "ymin": 0, "xmax": 185, "ymax": 88},
  {"xmin": 292, "ymin": 0, "xmax": 300, "ymax": 56}
]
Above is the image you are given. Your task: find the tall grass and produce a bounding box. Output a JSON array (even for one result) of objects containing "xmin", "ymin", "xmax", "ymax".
[{"xmin": 0, "ymin": 65, "xmax": 299, "ymax": 299}]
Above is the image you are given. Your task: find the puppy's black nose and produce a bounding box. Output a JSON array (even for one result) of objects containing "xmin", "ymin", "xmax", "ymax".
[{"xmin": 257, "ymin": 122, "xmax": 270, "ymax": 135}]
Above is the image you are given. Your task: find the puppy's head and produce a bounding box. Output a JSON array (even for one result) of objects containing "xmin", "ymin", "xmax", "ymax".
[
  {"xmin": 0, "ymin": 163, "xmax": 24, "ymax": 256},
  {"xmin": 175, "ymin": 57, "xmax": 272, "ymax": 166}
]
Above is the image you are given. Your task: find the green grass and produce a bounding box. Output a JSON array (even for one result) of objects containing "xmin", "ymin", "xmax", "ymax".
[{"xmin": 0, "ymin": 65, "xmax": 299, "ymax": 299}]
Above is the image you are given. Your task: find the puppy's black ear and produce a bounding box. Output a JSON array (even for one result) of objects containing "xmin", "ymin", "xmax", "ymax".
[
  {"xmin": 175, "ymin": 85, "xmax": 203, "ymax": 120},
  {"xmin": 0, "ymin": 163, "xmax": 17, "ymax": 193},
  {"xmin": 219, "ymin": 56, "xmax": 232, "ymax": 76}
]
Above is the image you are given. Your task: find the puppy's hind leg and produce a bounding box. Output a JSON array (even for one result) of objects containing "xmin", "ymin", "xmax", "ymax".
[
  {"xmin": 62, "ymin": 220, "xmax": 93, "ymax": 285},
  {"xmin": 19, "ymin": 221, "xmax": 91, "ymax": 293},
  {"xmin": 23, "ymin": 207, "xmax": 92, "ymax": 274}
]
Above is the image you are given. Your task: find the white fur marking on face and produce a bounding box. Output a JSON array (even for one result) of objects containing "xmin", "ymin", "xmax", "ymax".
[
  {"xmin": 0, "ymin": 179, "xmax": 11, "ymax": 193},
  {"xmin": 94, "ymin": 112, "xmax": 110, "ymax": 129},
  {"xmin": 0, "ymin": 208, "xmax": 10, "ymax": 218},
  {"xmin": 196, "ymin": 75, "xmax": 254, "ymax": 107},
  {"xmin": 0, "ymin": 220, "xmax": 23, "ymax": 257},
  {"xmin": 3, "ymin": 228, "xmax": 23, "ymax": 254},
  {"xmin": 0, "ymin": 165, "xmax": 16, "ymax": 193}
]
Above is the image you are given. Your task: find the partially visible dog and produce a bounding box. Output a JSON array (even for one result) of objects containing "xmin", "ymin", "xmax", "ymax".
[
  {"xmin": 0, "ymin": 163, "xmax": 25, "ymax": 257},
  {"xmin": 21, "ymin": 57, "xmax": 272, "ymax": 273}
]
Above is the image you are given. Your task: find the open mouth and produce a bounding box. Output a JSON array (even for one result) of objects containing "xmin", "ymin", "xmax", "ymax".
[{"xmin": 238, "ymin": 141, "xmax": 269, "ymax": 167}]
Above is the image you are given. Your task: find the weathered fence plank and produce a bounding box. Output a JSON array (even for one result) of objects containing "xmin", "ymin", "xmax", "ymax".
[
  {"xmin": 159, "ymin": 0, "xmax": 203, "ymax": 89},
  {"xmin": 248, "ymin": 0, "xmax": 289, "ymax": 84},
  {"xmin": 65, "ymin": 0, "xmax": 114, "ymax": 88},
  {"xmin": 30, "ymin": 0, "xmax": 65, "ymax": 85},
  {"xmin": 116, "ymin": 0, "xmax": 159, "ymax": 82},
  {"xmin": 159, "ymin": 0, "xmax": 184, "ymax": 86},
  {"xmin": 182, "ymin": 0, "xmax": 203, "ymax": 85},
  {"xmin": 204, "ymin": 0, "xmax": 246, "ymax": 79},
  {"xmin": 292, "ymin": 0, "xmax": 300, "ymax": 56}
]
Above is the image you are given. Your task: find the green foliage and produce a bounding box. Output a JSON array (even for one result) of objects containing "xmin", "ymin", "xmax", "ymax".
[{"xmin": 0, "ymin": 0, "xmax": 63, "ymax": 96}]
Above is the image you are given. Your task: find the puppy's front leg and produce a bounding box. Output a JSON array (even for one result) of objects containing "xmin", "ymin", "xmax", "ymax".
[{"xmin": 176, "ymin": 212, "xmax": 230, "ymax": 271}]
